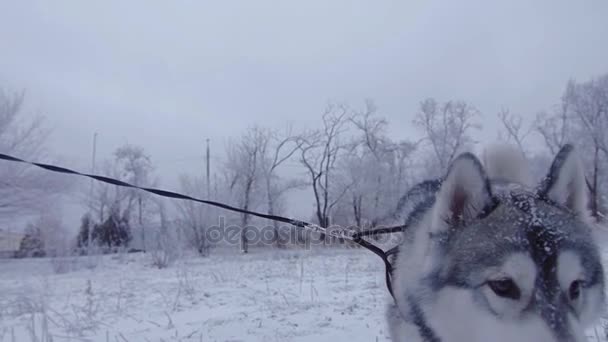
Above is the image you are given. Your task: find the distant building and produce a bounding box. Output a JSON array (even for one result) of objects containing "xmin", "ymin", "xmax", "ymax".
[{"xmin": 0, "ymin": 229, "xmax": 23, "ymax": 258}]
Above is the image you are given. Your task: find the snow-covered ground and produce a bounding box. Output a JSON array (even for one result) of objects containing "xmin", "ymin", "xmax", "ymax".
[
  {"xmin": 0, "ymin": 248, "xmax": 391, "ymax": 342},
  {"xmin": 1, "ymin": 246, "xmax": 607, "ymax": 342}
]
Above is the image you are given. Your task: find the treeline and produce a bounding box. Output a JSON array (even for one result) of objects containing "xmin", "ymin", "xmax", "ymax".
[{"xmin": 4, "ymin": 72, "xmax": 608, "ymax": 261}]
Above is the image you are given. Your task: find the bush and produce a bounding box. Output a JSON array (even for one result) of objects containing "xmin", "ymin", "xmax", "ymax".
[
  {"xmin": 92, "ymin": 206, "xmax": 132, "ymax": 249},
  {"xmin": 15, "ymin": 224, "xmax": 45, "ymax": 258}
]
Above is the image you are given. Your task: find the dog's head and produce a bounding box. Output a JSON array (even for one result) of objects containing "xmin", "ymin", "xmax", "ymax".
[{"xmin": 394, "ymin": 145, "xmax": 605, "ymax": 342}]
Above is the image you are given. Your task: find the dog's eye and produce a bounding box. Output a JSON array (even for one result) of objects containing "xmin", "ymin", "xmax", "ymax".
[
  {"xmin": 487, "ymin": 278, "xmax": 521, "ymax": 300},
  {"xmin": 569, "ymin": 280, "xmax": 583, "ymax": 301}
]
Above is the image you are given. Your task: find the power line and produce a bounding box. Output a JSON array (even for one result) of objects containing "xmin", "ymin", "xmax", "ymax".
[{"xmin": 0, "ymin": 152, "xmax": 405, "ymax": 301}]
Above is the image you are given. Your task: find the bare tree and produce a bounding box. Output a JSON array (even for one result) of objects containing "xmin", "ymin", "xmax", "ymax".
[
  {"xmin": 340, "ymin": 100, "xmax": 417, "ymax": 228},
  {"xmin": 535, "ymin": 74, "xmax": 608, "ymax": 219},
  {"xmin": 0, "ymin": 88, "xmax": 68, "ymax": 218},
  {"xmin": 299, "ymin": 104, "xmax": 352, "ymax": 236},
  {"xmin": 86, "ymin": 161, "xmax": 116, "ymax": 223},
  {"xmin": 114, "ymin": 144, "xmax": 155, "ymax": 223},
  {"xmin": 85, "ymin": 144, "xmax": 155, "ymax": 250},
  {"xmin": 176, "ymin": 175, "xmax": 209, "ymax": 255},
  {"xmin": 413, "ymin": 98, "xmax": 481, "ymax": 174},
  {"xmin": 19, "ymin": 210, "xmax": 73, "ymax": 272},
  {"xmin": 225, "ymin": 127, "xmax": 265, "ymax": 253},
  {"xmin": 175, "ymin": 174, "xmax": 225, "ymax": 255},
  {"xmin": 150, "ymin": 200, "xmax": 179, "ymax": 268},
  {"xmin": 534, "ymin": 103, "xmax": 571, "ymax": 156},
  {"xmin": 497, "ymin": 108, "xmax": 533, "ymax": 157},
  {"xmin": 349, "ymin": 100, "xmax": 387, "ymax": 157},
  {"xmin": 258, "ymin": 126, "xmax": 305, "ymax": 247},
  {"xmin": 563, "ymin": 75, "xmax": 608, "ymax": 218}
]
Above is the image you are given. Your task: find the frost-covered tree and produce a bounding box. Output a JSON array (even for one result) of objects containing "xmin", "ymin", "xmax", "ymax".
[
  {"xmin": 337, "ymin": 101, "xmax": 417, "ymax": 228},
  {"xmin": 495, "ymin": 109, "xmax": 554, "ymax": 184},
  {"xmin": 86, "ymin": 144, "xmax": 155, "ymax": 250},
  {"xmin": 176, "ymin": 175, "xmax": 215, "ymax": 255},
  {"xmin": 497, "ymin": 108, "xmax": 533, "ymax": 158},
  {"xmin": 535, "ymin": 74, "xmax": 608, "ymax": 219},
  {"xmin": 413, "ymin": 98, "xmax": 481, "ymax": 175},
  {"xmin": 114, "ymin": 144, "xmax": 155, "ymax": 249},
  {"xmin": 16, "ymin": 223, "xmax": 45, "ymax": 258},
  {"xmin": 258, "ymin": 126, "xmax": 305, "ymax": 247},
  {"xmin": 17, "ymin": 212, "xmax": 70, "ymax": 258},
  {"xmin": 91, "ymin": 204, "xmax": 132, "ymax": 250},
  {"xmin": 87, "ymin": 144, "xmax": 154, "ymax": 222},
  {"xmin": 224, "ymin": 127, "xmax": 265, "ymax": 253},
  {"xmin": 0, "ymin": 88, "xmax": 68, "ymax": 218},
  {"xmin": 150, "ymin": 200, "xmax": 179, "ymax": 268},
  {"xmin": 299, "ymin": 104, "xmax": 352, "ymax": 232},
  {"xmin": 535, "ymin": 105, "xmax": 571, "ymax": 156},
  {"xmin": 563, "ymin": 75, "xmax": 608, "ymax": 218},
  {"xmin": 76, "ymin": 213, "xmax": 94, "ymax": 249}
]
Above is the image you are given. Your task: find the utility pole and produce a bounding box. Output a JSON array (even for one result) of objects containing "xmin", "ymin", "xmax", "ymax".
[
  {"xmin": 214, "ymin": 173, "xmax": 218, "ymax": 199},
  {"xmin": 206, "ymin": 138, "xmax": 211, "ymax": 199},
  {"xmin": 87, "ymin": 132, "xmax": 98, "ymax": 256}
]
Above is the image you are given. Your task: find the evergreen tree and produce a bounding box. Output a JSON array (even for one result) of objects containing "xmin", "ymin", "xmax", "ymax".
[
  {"xmin": 92, "ymin": 205, "xmax": 132, "ymax": 250},
  {"xmin": 16, "ymin": 224, "xmax": 45, "ymax": 258},
  {"xmin": 76, "ymin": 213, "xmax": 94, "ymax": 249}
]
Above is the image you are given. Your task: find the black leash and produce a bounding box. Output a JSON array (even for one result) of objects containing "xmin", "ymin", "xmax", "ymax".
[{"xmin": 0, "ymin": 152, "xmax": 404, "ymax": 300}]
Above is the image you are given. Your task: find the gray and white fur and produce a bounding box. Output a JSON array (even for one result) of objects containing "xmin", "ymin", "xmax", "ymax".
[{"xmin": 387, "ymin": 144, "xmax": 605, "ymax": 342}]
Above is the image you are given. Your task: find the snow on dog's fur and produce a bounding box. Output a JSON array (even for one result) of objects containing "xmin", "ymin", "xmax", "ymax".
[{"xmin": 387, "ymin": 144, "xmax": 605, "ymax": 342}]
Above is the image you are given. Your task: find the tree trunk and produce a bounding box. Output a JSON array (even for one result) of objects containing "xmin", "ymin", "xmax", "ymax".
[
  {"xmin": 241, "ymin": 200, "xmax": 250, "ymax": 253},
  {"xmin": 266, "ymin": 186, "xmax": 283, "ymax": 248},
  {"xmin": 240, "ymin": 205, "xmax": 249, "ymax": 253},
  {"xmin": 592, "ymin": 146, "xmax": 599, "ymax": 219},
  {"xmin": 241, "ymin": 225, "xmax": 248, "ymax": 253},
  {"xmin": 139, "ymin": 196, "xmax": 145, "ymax": 252},
  {"xmin": 353, "ymin": 195, "xmax": 362, "ymax": 228},
  {"xmin": 315, "ymin": 209, "xmax": 326, "ymax": 241},
  {"xmin": 269, "ymin": 203, "xmax": 283, "ymax": 248}
]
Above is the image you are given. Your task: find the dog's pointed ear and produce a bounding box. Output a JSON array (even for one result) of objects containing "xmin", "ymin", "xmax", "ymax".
[
  {"xmin": 538, "ymin": 144, "xmax": 589, "ymax": 219},
  {"xmin": 431, "ymin": 153, "xmax": 494, "ymax": 231}
]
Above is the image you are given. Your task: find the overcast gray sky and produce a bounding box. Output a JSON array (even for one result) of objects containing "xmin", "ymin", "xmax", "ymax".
[{"xmin": 1, "ymin": 0, "xmax": 607, "ymax": 224}]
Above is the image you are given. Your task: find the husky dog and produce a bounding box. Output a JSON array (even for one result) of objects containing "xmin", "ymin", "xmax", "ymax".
[{"xmin": 386, "ymin": 144, "xmax": 605, "ymax": 342}]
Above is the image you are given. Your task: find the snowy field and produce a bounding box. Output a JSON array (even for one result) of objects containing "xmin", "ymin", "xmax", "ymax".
[
  {"xmin": 1, "ymin": 246, "xmax": 607, "ymax": 342},
  {"xmin": 0, "ymin": 248, "xmax": 392, "ymax": 342}
]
